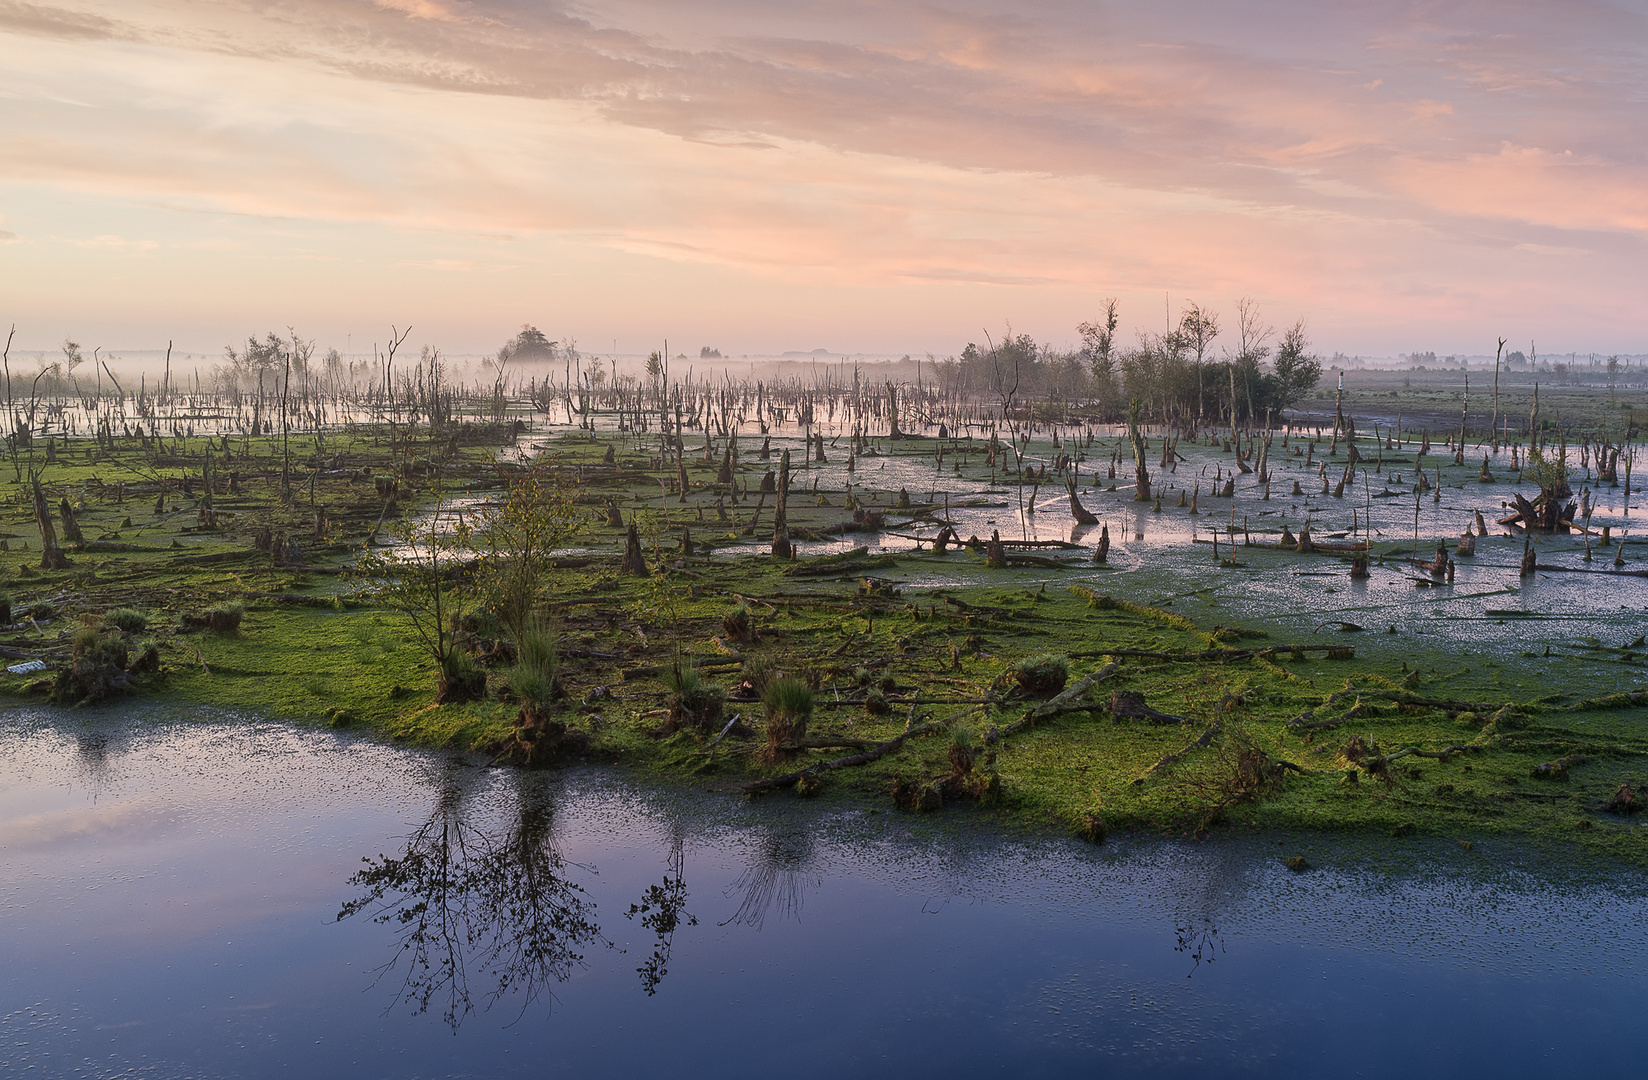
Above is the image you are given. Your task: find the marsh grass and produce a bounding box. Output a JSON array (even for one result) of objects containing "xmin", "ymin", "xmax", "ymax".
[
  {"xmin": 103, "ymin": 607, "xmax": 148, "ymax": 634},
  {"xmin": 665, "ymin": 658, "xmax": 725, "ymax": 735},
  {"xmin": 761, "ymin": 676, "xmax": 814, "ymax": 764}
]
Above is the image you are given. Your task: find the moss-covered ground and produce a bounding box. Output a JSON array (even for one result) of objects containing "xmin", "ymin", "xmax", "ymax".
[{"xmin": 5, "ymin": 399, "xmax": 1648, "ymax": 865}]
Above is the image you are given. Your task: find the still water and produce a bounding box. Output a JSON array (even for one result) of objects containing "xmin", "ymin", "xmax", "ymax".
[{"xmin": 4, "ymin": 705, "xmax": 1644, "ymax": 1078}]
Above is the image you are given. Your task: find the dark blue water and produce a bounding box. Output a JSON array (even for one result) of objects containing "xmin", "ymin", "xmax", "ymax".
[{"xmin": 3, "ymin": 705, "xmax": 1644, "ymax": 1078}]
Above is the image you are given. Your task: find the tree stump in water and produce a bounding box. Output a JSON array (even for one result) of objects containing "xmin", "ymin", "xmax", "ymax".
[
  {"xmin": 985, "ymin": 530, "xmax": 1007, "ymax": 568},
  {"xmin": 772, "ymin": 450, "xmax": 793, "ymax": 559},
  {"xmin": 1094, "ymin": 524, "xmax": 1110, "ymax": 563},
  {"xmin": 1066, "ymin": 476, "xmax": 1099, "ymax": 525}
]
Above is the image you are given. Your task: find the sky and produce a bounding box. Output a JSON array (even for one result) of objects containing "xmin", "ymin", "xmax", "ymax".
[{"xmin": 0, "ymin": 0, "xmax": 1645, "ymax": 361}]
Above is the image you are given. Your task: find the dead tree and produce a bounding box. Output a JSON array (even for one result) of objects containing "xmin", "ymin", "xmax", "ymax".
[
  {"xmin": 771, "ymin": 449, "xmax": 793, "ymax": 559},
  {"xmin": 1128, "ymin": 399, "xmax": 1150, "ymax": 501},
  {"xmin": 619, "ymin": 519, "xmax": 647, "ymax": 575},
  {"xmin": 1066, "ymin": 474, "xmax": 1099, "ymax": 525},
  {"xmin": 30, "ymin": 474, "xmax": 71, "ymax": 570}
]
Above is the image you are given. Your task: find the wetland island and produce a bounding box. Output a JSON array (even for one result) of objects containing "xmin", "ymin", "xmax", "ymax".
[{"xmin": 7, "ymin": 327, "xmax": 1648, "ymax": 861}]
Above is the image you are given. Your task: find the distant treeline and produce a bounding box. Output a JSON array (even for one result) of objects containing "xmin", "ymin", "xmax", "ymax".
[{"xmin": 930, "ymin": 298, "xmax": 1322, "ymax": 426}]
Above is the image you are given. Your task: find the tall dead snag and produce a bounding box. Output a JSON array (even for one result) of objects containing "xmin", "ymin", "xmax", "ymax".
[
  {"xmin": 1454, "ymin": 375, "xmax": 1469, "ymax": 466},
  {"xmin": 772, "ymin": 449, "xmax": 793, "ymax": 559},
  {"xmin": 1128, "ymin": 399, "xmax": 1150, "ymax": 501},
  {"xmin": 1490, "ymin": 337, "xmax": 1505, "ymax": 451},
  {"xmin": 620, "ymin": 518, "xmax": 647, "ymax": 575},
  {"xmin": 1066, "ymin": 474, "xmax": 1099, "ymax": 525},
  {"xmin": 30, "ymin": 474, "xmax": 71, "ymax": 569}
]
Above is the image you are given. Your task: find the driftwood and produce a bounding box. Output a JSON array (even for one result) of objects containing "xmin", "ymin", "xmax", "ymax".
[
  {"xmin": 1286, "ymin": 687, "xmax": 1515, "ymax": 732},
  {"xmin": 741, "ymin": 665, "xmax": 1122, "ymax": 795}
]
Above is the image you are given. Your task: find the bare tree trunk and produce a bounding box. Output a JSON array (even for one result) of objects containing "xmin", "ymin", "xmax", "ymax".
[
  {"xmin": 1129, "ymin": 400, "xmax": 1151, "ymax": 501},
  {"xmin": 31, "ymin": 474, "xmax": 71, "ymax": 569},
  {"xmin": 772, "ymin": 449, "xmax": 793, "ymax": 558}
]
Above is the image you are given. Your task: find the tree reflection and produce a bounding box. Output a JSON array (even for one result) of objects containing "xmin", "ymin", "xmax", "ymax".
[
  {"xmin": 722, "ymin": 828, "xmax": 819, "ymax": 931},
  {"xmin": 625, "ymin": 832, "xmax": 696, "ymax": 996},
  {"xmin": 336, "ymin": 768, "xmax": 603, "ymax": 1030},
  {"xmin": 1168, "ymin": 846, "xmax": 1248, "ymax": 978}
]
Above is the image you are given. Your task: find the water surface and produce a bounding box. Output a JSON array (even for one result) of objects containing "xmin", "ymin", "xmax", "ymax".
[{"xmin": 4, "ymin": 705, "xmax": 1644, "ymax": 1077}]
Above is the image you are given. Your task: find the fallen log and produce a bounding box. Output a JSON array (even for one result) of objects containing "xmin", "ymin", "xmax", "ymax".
[
  {"xmin": 740, "ymin": 718, "xmax": 947, "ymax": 794},
  {"xmin": 993, "ymin": 664, "xmax": 1121, "ymax": 739},
  {"xmin": 1070, "ymin": 643, "xmax": 1355, "ymax": 663},
  {"xmin": 1133, "ymin": 719, "xmax": 1222, "ymax": 785}
]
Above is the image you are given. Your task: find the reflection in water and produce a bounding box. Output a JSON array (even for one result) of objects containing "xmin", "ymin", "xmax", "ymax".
[
  {"xmin": 1168, "ymin": 846, "xmax": 1252, "ymax": 977},
  {"xmin": 722, "ymin": 828, "xmax": 820, "ymax": 930},
  {"xmin": 1174, "ymin": 918, "xmax": 1225, "ymax": 975},
  {"xmin": 336, "ymin": 767, "xmax": 602, "ymax": 1030},
  {"xmin": 626, "ymin": 833, "xmax": 697, "ymax": 996},
  {"xmin": 74, "ymin": 730, "xmax": 116, "ymax": 803}
]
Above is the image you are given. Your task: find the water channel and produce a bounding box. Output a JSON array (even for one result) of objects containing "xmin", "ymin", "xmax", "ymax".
[{"xmin": 4, "ymin": 704, "xmax": 1645, "ymax": 1077}]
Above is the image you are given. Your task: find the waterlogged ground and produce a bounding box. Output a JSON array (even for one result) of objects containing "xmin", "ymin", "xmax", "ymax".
[
  {"xmin": 4, "ymin": 705, "xmax": 1647, "ymax": 1078},
  {"xmin": 5, "ymin": 399, "xmax": 1648, "ymax": 857}
]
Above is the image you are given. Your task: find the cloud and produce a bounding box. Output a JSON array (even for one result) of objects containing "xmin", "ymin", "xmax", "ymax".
[
  {"xmin": 0, "ymin": 0, "xmax": 126, "ymax": 41},
  {"xmin": 0, "ymin": 0, "xmax": 1645, "ymax": 351}
]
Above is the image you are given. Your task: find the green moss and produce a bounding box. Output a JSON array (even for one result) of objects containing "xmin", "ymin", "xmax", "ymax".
[{"xmin": 4, "ymin": 417, "xmax": 1648, "ymax": 864}]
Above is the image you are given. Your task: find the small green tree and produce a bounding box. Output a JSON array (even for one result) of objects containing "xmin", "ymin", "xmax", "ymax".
[
  {"xmin": 360, "ymin": 499, "xmax": 480, "ymax": 704},
  {"xmin": 473, "ymin": 464, "xmax": 583, "ymax": 646}
]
